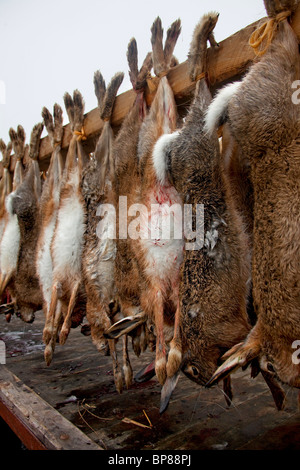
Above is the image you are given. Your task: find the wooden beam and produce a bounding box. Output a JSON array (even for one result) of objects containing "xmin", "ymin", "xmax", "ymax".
[
  {"xmin": 0, "ymin": 366, "xmax": 103, "ymax": 450},
  {"xmin": 0, "ymin": 399, "xmax": 47, "ymax": 450},
  {"xmin": 3, "ymin": 5, "xmax": 300, "ymax": 175},
  {"xmin": 27, "ymin": 18, "xmax": 262, "ymax": 171}
]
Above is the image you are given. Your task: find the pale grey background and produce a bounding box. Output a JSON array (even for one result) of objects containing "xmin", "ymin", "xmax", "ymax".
[{"xmin": 0, "ymin": 0, "xmax": 266, "ymax": 147}]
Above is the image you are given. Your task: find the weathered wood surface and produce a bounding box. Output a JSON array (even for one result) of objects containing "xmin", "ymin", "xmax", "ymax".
[
  {"xmin": 0, "ymin": 314, "xmax": 299, "ymax": 450},
  {"xmin": 0, "ymin": 364, "xmax": 102, "ymax": 450},
  {"xmin": 2, "ymin": 4, "xmax": 300, "ymax": 176}
]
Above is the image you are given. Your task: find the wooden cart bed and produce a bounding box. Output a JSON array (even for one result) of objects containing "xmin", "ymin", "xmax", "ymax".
[{"xmin": 0, "ymin": 314, "xmax": 299, "ymax": 451}]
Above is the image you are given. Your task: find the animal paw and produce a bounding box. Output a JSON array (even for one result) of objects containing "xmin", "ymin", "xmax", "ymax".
[
  {"xmin": 166, "ymin": 342, "xmax": 182, "ymax": 378},
  {"xmin": 155, "ymin": 356, "xmax": 167, "ymax": 385}
]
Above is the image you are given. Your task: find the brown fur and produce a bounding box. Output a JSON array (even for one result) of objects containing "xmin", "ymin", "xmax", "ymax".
[
  {"xmin": 0, "ymin": 140, "xmax": 12, "ymax": 225},
  {"xmin": 112, "ymin": 39, "xmax": 153, "ymax": 359},
  {"xmin": 0, "ymin": 140, "xmax": 13, "ymax": 311},
  {"xmin": 0, "ymin": 126, "xmax": 26, "ymax": 298},
  {"xmin": 36, "ymin": 104, "xmax": 65, "ymax": 347},
  {"xmin": 220, "ymin": 126, "xmax": 256, "ymax": 326},
  {"xmin": 10, "ymin": 122, "xmax": 44, "ymax": 323},
  {"xmin": 160, "ymin": 14, "xmax": 251, "ymax": 393},
  {"xmin": 39, "ymin": 104, "xmax": 64, "ymax": 224},
  {"xmin": 81, "ymin": 71, "xmax": 124, "ymax": 392},
  {"xmin": 106, "ymin": 23, "xmax": 181, "ymax": 383},
  {"xmin": 127, "ymin": 17, "xmax": 182, "ymax": 386},
  {"xmin": 263, "ymin": 0, "xmax": 299, "ymax": 16},
  {"xmin": 44, "ymin": 90, "xmax": 88, "ymax": 365},
  {"xmin": 151, "ymin": 17, "xmax": 181, "ymax": 77},
  {"xmin": 208, "ymin": 3, "xmax": 300, "ymax": 389}
]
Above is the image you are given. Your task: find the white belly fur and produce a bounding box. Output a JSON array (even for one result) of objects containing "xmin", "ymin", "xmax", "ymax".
[
  {"xmin": 140, "ymin": 185, "xmax": 184, "ymax": 282},
  {"xmin": 36, "ymin": 213, "xmax": 57, "ymax": 306},
  {"xmin": 0, "ymin": 193, "xmax": 20, "ymax": 275},
  {"xmin": 52, "ymin": 193, "xmax": 86, "ymax": 279}
]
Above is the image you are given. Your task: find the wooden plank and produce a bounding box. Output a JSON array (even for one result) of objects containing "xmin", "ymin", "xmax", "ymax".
[
  {"xmin": 0, "ymin": 365, "xmax": 102, "ymax": 450},
  {"xmin": 0, "ymin": 399, "xmax": 47, "ymax": 450},
  {"xmin": 2, "ymin": 5, "xmax": 300, "ymax": 177},
  {"xmin": 2, "ymin": 314, "xmax": 300, "ymax": 450}
]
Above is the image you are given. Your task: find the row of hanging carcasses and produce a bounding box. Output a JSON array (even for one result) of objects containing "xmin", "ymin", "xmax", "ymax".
[{"xmin": 0, "ymin": 0, "xmax": 299, "ymax": 414}]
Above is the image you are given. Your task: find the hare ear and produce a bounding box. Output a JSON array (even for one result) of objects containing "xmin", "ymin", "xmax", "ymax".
[
  {"xmin": 127, "ymin": 38, "xmax": 152, "ymax": 91},
  {"xmin": 260, "ymin": 369, "xmax": 286, "ymax": 411},
  {"xmin": 127, "ymin": 38, "xmax": 139, "ymax": 90},
  {"xmin": 104, "ymin": 313, "xmax": 146, "ymax": 339},
  {"xmin": 160, "ymin": 371, "xmax": 180, "ymax": 414},
  {"xmin": 163, "ymin": 19, "xmax": 181, "ymax": 70},
  {"xmin": 151, "ymin": 17, "xmax": 181, "ymax": 77},
  {"xmin": 206, "ymin": 325, "xmax": 261, "ymax": 387},
  {"xmin": 29, "ymin": 122, "xmax": 44, "ymax": 161},
  {"xmin": 134, "ymin": 360, "xmax": 156, "ymax": 383}
]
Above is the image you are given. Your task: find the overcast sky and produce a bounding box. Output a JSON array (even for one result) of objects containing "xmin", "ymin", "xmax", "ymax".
[{"xmin": 0, "ymin": 0, "xmax": 266, "ymax": 145}]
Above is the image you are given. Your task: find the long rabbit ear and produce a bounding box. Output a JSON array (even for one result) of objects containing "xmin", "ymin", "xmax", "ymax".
[
  {"xmin": 72, "ymin": 89, "xmax": 85, "ymax": 133},
  {"xmin": 9, "ymin": 125, "xmax": 26, "ymax": 161},
  {"xmin": 260, "ymin": 368, "xmax": 286, "ymax": 410},
  {"xmin": 134, "ymin": 360, "xmax": 156, "ymax": 383},
  {"xmin": 0, "ymin": 139, "xmax": 6, "ymax": 158},
  {"xmin": 0, "ymin": 139, "xmax": 12, "ymax": 169},
  {"xmin": 93, "ymin": 72, "xmax": 123, "ymax": 191},
  {"xmin": 42, "ymin": 103, "xmax": 64, "ymax": 149},
  {"xmin": 99, "ymin": 72, "xmax": 124, "ymax": 122},
  {"xmin": 160, "ymin": 371, "xmax": 180, "ymax": 414},
  {"xmin": 53, "ymin": 103, "xmax": 64, "ymax": 145},
  {"xmin": 41, "ymin": 104, "xmax": 64, "ymax": 207},
  {"xmin": 0, "ymin": 140, "xmax": 13, "ymax": 203},
  {"xmin": 127, "ymin": 38, "xmax": 139, "ymax": 90},
  {"xmin": 205, "ymin": 324, "xmax": 262, "ymax": 387},
  {"xmin": 151, "ymin": 17, "xmax": 181, "ymax": 77},
  {"xmin": 127, "ymin": 37, "xmax": 152, "ymax": 91},
  {"xmin": 63, "ymin": 89, "xmax": 88, "ymax": 173},
  {"xmin": 163, "ymin": 19, "xmax": 181, "ymax": 70},
  {"xmin": 64, "ymin": 89, "xmax": 86, "ymax": 139},
  {"xmin": 139, "ymin": 18, "xmax": 180, "ymax": 181},
  {"xmin": 63, "ymin": 91, "xmax": 75, "ymax": 130},
  {"xmin": 29, "ymin": 122, "xmax": 43, "ymax": 161},
  {"xmin": 151, "ymin": 17, "xmax": 165, "ymax": 77},
  {"xmin": 93, "ymin": 70, "xmax": 106, "ymax": 111},
  {"xmin": 42, "ymin": 106, "xmax": 55, "ymax": 140},
  {"xmin": 104, "ymin": 313, "xmax": 146, "ymax": 339}
]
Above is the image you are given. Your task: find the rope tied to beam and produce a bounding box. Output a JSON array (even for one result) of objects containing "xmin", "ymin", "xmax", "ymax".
[
  {"xmin": 146, "ymin": 70, "xmax": 169, "ymax": 95},
  {"xmin": 194, "ymin": 71, "xmax": 207, "ymax": 82},
  {"xmin": 157, "ymin": 70, "xmax": 169, "ymax": 79},
  {"xmin": 73, "ymin": 127, "xmax": 87, "ymax": 142},
  {"xmin": 249, "ymin": 10, "xmax": 291, "ymax": 57}
]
